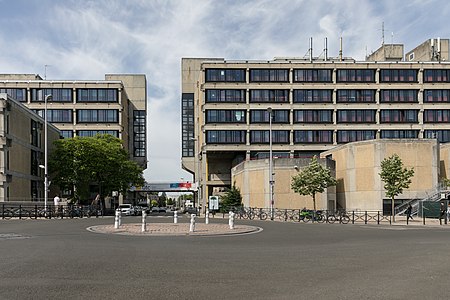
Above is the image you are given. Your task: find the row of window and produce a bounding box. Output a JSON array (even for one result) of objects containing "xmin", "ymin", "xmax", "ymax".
[
  {"xmin": 205, "ymin": 89, "xmax": 448, "ymax": 103},
  {"xmin": 133, "ymin": 110, "xmax": 146, "ymax": 157},
  {"xmin": 33, "ymin": 109, "xmax": 119, "ymax": 123},
  {"xmin": 60, "ymin": 130, "xmax": 119, "ymax": 139},
  {"xmin": 0, "ymin": 88, "xmax": 118, "ymax": 103},
  {"xmin": 205, "ymin": 130, "xmax": 450, "ymax": 143},
  {"xmin": 205, "ymin": 68, "xmax": 440, "ymax": 83},
  {"xmin": 205, "ymin": 109, "xmax": 450, "ymax": 123}
]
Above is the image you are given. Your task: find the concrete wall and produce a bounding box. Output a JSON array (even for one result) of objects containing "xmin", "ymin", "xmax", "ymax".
[
  {"xmin": 366, "ymin": 44, "xmax": 404, "ymax": 61},
  {"xmin": 405, "ymin": 39, "xmax": 449, "ymax": 62},
  {"xmin": 232, "ymin": 157, "xmax": 336, "ymax": 210},
  {"xmin": 322, "ymin": 139, "xmax": 439, "ymax": 211}
]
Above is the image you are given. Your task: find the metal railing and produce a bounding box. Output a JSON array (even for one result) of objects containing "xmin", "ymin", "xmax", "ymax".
[
  {"xmin": 0, "ymin": 204, "xmax": 103, "ymax": 220},
  {"xmin": 223, "ymin": 207, "xmax": 392, "ymax": 225}
]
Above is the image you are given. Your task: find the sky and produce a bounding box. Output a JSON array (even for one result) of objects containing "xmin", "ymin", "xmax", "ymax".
[{"xmin": 1, "ymin": 0, "xmax": 450, "ymax": 183}]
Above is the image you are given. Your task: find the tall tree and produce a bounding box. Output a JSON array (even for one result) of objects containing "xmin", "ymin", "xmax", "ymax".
[
  {"xmin": 291, "ymin": 156, "xmax": 337, "ymax": 211},
  {"xmin": 49, "ymin": 134, "xmax": 144, "ymax": 203},
  {"xmin": 379, "ymin": 154, "xmax": 415, "ymax": 221}
]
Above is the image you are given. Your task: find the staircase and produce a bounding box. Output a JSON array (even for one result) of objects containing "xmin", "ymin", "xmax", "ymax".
[{"xmin": 394, "ymin": 184, "xmax": 450, "ymax": 217}]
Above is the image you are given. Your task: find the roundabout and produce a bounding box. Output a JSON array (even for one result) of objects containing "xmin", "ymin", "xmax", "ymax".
[{"xmin": 87, "ymin": 222, "xmax": 263, "ymax": 236}]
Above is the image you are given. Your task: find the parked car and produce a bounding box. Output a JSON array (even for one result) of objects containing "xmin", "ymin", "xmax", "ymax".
[
  {"xmin": 117, "ymin": 204, "xmax": 133, "ymax": 216},
  {"xmin": 150, "ymin": 207, "xmax": 159, "ymax": 213},
  {"xmin": 183, "ymin": 207, "xmax": 198, "ymax": 215},
  {"xmin": 158, "ymin": 207, "xmax": 167, "ymax": 213}
]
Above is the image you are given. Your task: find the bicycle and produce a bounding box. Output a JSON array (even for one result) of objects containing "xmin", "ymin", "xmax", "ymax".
[
  {"xmin": 298, "ymin": 209, "xmax": 325, "ymax": 223},
  {"xmin": 327, "ymin": 210, "xmax": 350, "ymax": 224},
  {"xmin": 83, "ymin": 205, "xmax": 100, "ymax": 218}
]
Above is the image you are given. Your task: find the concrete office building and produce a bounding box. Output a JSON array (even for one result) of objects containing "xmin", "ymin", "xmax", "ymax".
[
  {"xmin": 0, "ymin": 93, "xmax": 60, "ymax": 202},
  {"xmin": 181, "ymin": 38, "xmax": 450, "ymax": 211},
  {"xmin": 0, "ymin": 74, "xmax": 147, "ymax": 202},
  {"xmin": 0, "ymin": 74, "xmax": 147, "ymax": 167}
]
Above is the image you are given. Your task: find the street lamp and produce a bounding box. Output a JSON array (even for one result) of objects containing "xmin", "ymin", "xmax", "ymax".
[
  {"xmin": 267, "ymin": 107, "xmax": 274, "ymax": 220},
  {"xmin": 44, "ymin": 94, "xmax": 52, "ymax": 211}
]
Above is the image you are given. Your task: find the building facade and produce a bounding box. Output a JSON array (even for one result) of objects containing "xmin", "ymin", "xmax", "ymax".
[
  {"xmin": 0, "ymin": 74, "xmax": 147, "ymax": 169},
  {"xmin": 321, "ymin": 139, "xmax": 440, "ymax": 212},
  {"xmin": 181, "ymin": 38, "xmax": 450, "ymax": 211},
  {"xmin": 0, "ymin": 93, "xmax": 60, "ymax": 202},
  {"xmin": 232, "ymin": 157, "xmax": 336, "ymax": 210}
]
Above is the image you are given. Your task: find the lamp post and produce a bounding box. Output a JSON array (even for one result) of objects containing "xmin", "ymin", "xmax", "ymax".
[
  {"xmin": 44, "ymin": 94, "xmax": 52, "ymax": 211},
  {"xmin": 267, "ymin": 107, "xmax": 274, "ymax": 220}
]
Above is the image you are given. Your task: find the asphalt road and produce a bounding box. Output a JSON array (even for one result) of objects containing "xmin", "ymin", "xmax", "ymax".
[{"xmin": 1, "ymin": 216, "xmax": 450, "ymax": 300}]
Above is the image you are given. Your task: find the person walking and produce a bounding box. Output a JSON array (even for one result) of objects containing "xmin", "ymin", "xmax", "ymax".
[
  {"xmin": 53, "ymin": 194, "xmax": 61, "ymax": 216},
  {"xmin": 406, "ymin": 203, "xmax": 413, "ymax": 221},
  {"xmin": 440, "ymin": 202, "xmax": 447, "ymax": 225}
]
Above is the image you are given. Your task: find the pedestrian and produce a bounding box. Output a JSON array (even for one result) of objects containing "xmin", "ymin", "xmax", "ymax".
[
  {"xmin": 91, "ymin": 193, "xmax": 100, "ymax": 206},
  {"xmin": 53, "ymin": 194, "xmax": 60, "ymax": 207},
  {"xmin": 53, "ymin": 194, "xmax": 61, "ymax": 215},
  {"xmin": 406, "ymin": 203, "xmax": 413, "ymax": 221},
  {"xmin": 440, "ymin": 202, "xmax": 446, "ymax": 224}
]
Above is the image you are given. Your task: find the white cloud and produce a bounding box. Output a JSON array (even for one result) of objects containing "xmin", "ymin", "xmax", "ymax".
[{"xmin": 1, "ymin": 0, "xmax": 450, "ymax": 182}]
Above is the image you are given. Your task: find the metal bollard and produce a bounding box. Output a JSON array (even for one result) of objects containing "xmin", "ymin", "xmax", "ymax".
[
  {"xmin": 229, "ymin": 211, "xmax": 235, "ymax": 229},
  {"xmin": 118, "ymin": 209, "xmax": 122, "ymax": 226},
  {"xmin": 174, "ymin": 210, "xmax": 178, "ymax": 224},
  {"xmin": 205, "ymin": 209, "xmax": 209, "ymax": 224},
  {"xmin": 189, "ymin": 214, "xmax": 196, "ymax": 232},
  {"xmin": 114, "ymin": 209, "xmax": 120, "ymax": 229},
  {"xmin": 141, "ymin": 210, "xmax": 147, "ymax": 232}
]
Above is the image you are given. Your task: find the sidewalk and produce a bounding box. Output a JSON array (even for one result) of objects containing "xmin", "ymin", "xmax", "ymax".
[{"xmin": 390, "ymin": 216, "xmax": 450, "ymax": 227}]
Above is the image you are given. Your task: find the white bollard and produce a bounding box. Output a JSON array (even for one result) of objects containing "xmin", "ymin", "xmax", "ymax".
[
  {"xmin": 141, "ymin": 210, "xmax": 147, "ymax": 232},
  {"xmin": 189, "ymin": 214, "xmax": 196, "ymax": 232},
  {"xmin": 174, "ymin": 210, "xmax": 178, "ymax": 224},
  {"xmin": 114, "ymin": 209, "xmax": 120, "ymax": 229},
  {"xmin": 118, "ymin": 209, "xmax": 122, "ymax": 226},
  {"xmin": 205, "ymin": 209, "xmax": 209, "ymax": 224},
  {"xmin": 229, "ymin": 211, "xmax": 235, "ymax": 229}
]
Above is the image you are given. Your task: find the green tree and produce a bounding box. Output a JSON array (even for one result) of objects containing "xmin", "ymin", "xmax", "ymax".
[
  {"xmin": 379, "ymin": 154, "xmax": 415, "ymax": 220},
  {"xmin": 158, "ymin": 192, "xmax": 168, "ymax": 207},
  {"xmin": 291, "ymin": 156, "xmax": 337, "ymax": 211},
  {"xmin": 221, "ymin": 185, "xmax": 242, "ymax": 211},
  {"xmin": 49, "ymin": 134, "xmax": 144, "ymax": 203}
]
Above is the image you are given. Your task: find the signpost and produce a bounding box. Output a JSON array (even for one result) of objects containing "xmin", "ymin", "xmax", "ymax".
[{"xmin": 209, "ymin": 196, "xmax": 219, "ymax": 211}]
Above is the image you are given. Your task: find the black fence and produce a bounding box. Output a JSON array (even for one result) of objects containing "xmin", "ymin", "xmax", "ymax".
[
  {"xmin": 223, "ymin": 207, "xmax": 392, "ymax": 225},
  {"xmin": 0, "ymin": 204, "xmax": 106, "ymax": 220}
]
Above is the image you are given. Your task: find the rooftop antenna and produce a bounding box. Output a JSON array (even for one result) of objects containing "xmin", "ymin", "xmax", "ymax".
[
  {"xmin": 339, "ymin": 37, "xmax": 343, "ymax": 61},
  {"xmin": 44, "ymin": 65, "xmax": 51, "ymax": 80},
  {"xmin": 379, "ymin": 22, "xmax": 390, "ymax": 46},
  {"xmin": 324, "ymin": 37, "xmax": 328, "ymax": 61},
  {"xmin": 303, "ymin": 37, "xmax": 313, "ymax": 61},
  {"xmin": 438, "ymin": 37, "xmax": 441, "ymax": 61}
]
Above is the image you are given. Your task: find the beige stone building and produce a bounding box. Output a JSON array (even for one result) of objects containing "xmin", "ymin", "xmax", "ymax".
[
  {"xmin": 0, "ymin": 74, "xmax": 147, "ymax": 168},
  {"xmin": 0, "ymin": 93, "xmax": 60, "ymax": 202},
  {"xmin": 0, "ymin": 74, "xmax": 147, "ymax": 202},
  {"xmin": 181, "ymin": 38, "xmax": 450, "ymax": 212}
]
